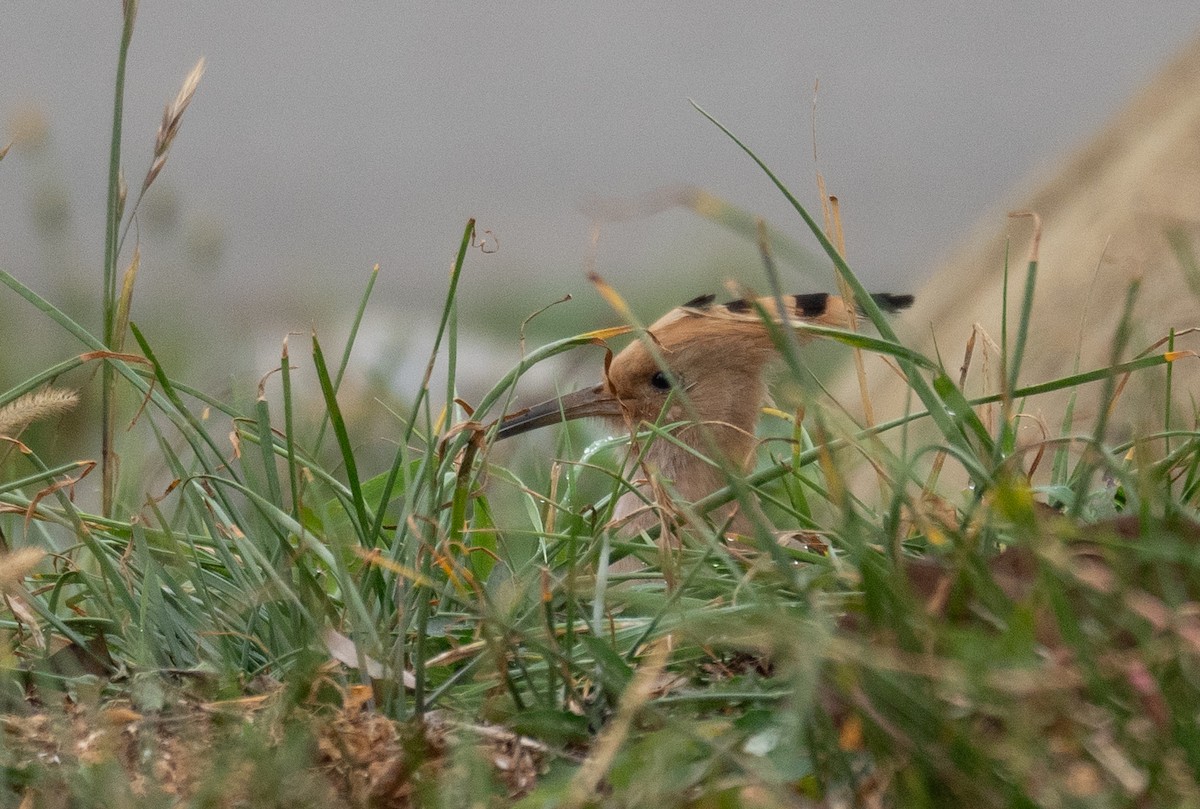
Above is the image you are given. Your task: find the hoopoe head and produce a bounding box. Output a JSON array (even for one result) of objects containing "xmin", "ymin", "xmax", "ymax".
[{"xmin": 496, "ymin": 291, "xmax": 914, "ymax": 462}]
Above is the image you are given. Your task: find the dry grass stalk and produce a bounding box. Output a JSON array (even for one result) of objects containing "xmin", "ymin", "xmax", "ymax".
[
  {"xmin": 117, "ymin": 167, "xmax": 127, "ymax": 221},
  {"xmin": 143, "ymin": 56, "xmax": 206, "ymax": 191},
  {"xmin": 112, "ymin": 247, "xmax": 140, "ymax": 353},
  {"xmin": 0, "ymin": 388, "xmax": 80, "ymax": 437},
  {"xmin": 564, "ymin": 639, "xmax": 669, "ymax": 807}
]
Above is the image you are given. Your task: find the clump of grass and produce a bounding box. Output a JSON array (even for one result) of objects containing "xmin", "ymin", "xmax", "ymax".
[{"xmin": 5, "ymin": 8, "xmax": 1200, "ymax": 808}]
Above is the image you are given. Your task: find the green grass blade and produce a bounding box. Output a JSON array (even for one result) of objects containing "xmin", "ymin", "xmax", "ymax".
[
  {"xmin": 313, "ymin": 264, "xmax": 380, "ymax": 454},
  {"xmin": 99, "ymin": 2, "xmax": 138, "ymax": 517},
  {"xmin": 311, "ymin": 331, "xmax": 371, "ymax": 539}
]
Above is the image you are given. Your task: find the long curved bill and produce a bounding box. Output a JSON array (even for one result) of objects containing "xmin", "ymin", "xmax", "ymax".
[{"xmin": 494, "ymin": 383, "xmax": 623, "ymax": 440}]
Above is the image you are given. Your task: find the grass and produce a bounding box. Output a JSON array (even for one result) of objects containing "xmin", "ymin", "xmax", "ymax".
[{"xmin": 5, "ymin": 6, "xmax": 1200, "ymax": 807}]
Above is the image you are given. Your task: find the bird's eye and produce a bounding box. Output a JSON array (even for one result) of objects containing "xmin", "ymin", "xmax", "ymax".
[{"xmin": 649, "ymin": 371, "xmax": 672, "ymax": 391}]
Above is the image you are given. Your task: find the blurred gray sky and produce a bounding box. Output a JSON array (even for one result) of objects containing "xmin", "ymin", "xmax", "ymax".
[{"xmin": 4, "ymin": 4, "xmax": 1200, "ymax": 333}]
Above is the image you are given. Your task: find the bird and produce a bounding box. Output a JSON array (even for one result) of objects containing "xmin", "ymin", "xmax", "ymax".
[{"xmin": 494, "ymin": 290, "xmax": 914, "ymax": 542}]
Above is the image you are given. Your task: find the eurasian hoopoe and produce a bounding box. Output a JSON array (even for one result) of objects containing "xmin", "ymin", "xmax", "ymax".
[{"xmin": 496, "ymin": 291, "xmax": 914, "ymax": 535}]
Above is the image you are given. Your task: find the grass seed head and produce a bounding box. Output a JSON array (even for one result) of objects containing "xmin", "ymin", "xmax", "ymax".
[
  {"xmin": 0, "ymin": 387, "xmax": 80, "ymax": 437},
  {"xmin": 144, "ymin": 56, "xmax": 205, "ymax": 190}
]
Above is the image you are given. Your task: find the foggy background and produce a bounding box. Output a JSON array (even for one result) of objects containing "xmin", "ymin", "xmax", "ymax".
[{"xmin": 4, "ymin": 4, "xmax": 1200, "ymax": 395}]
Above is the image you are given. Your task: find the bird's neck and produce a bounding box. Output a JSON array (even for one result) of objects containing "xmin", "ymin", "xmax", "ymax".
[{"xmin": 612, "ymin": 423, "xmax": 756, "ymax": 534}]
